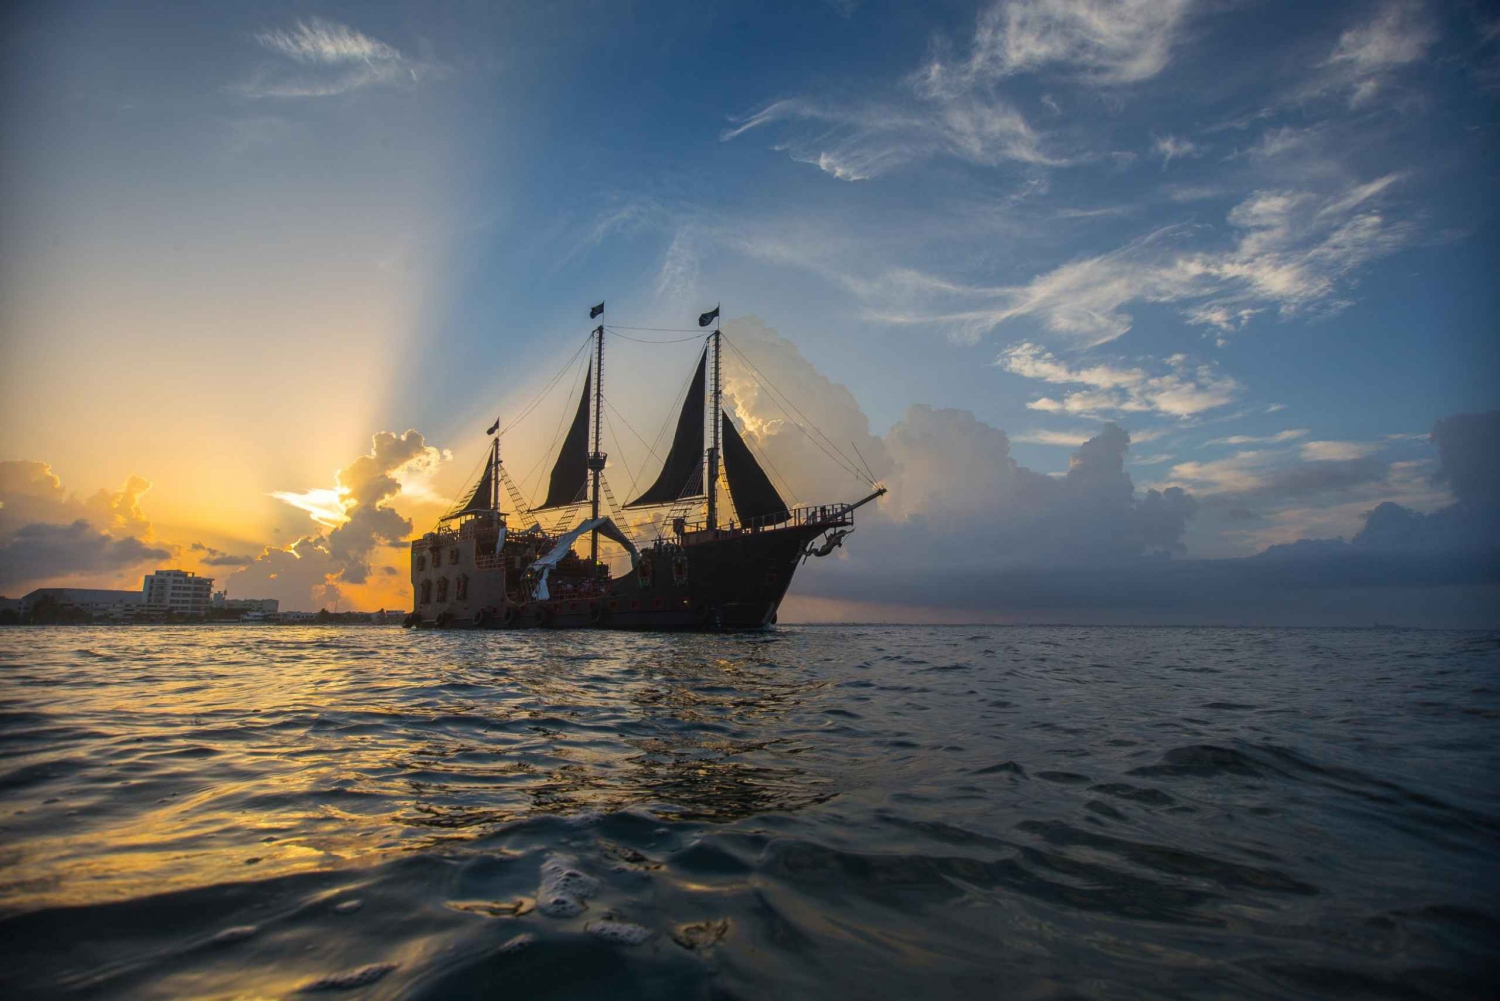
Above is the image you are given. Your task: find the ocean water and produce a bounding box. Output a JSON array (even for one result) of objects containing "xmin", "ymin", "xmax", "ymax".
[{"xmin": 0, "ymin": 625, "xmax": 1496, "ymax": 1000}]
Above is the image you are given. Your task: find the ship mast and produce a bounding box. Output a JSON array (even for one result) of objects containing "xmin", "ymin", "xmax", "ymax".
[
  {"xmin": 588, "ymin": 321, "xmax": 606, "ymax": 563},
  {"xmin": 491, "ymin": 436, "xmax": 500, "ymax": 512},
  {"xmin": 706, "ymin": 306, "xmax": 721, "ymax": 532}
]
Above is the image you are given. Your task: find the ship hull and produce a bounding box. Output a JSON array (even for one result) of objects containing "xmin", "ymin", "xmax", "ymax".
[{"xmin": 415, "ymin": 522, "xmax": 824, "ymax": 632}]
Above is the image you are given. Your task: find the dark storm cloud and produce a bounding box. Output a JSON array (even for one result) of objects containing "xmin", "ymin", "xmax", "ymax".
[
  {"xmin": 1248, "ymin": 457, "xmax": 1388, "ymax": 499},
  {"xmin": 0, "ymin": 461, "xmax": 168, "ymax": 592},
  {"xmin": 0, "ymin": 521, "xmax": 170, "ymax": 591},
  {"xmin": 191, "ymin": 542, "xmax": 255, "ymax": 566}
]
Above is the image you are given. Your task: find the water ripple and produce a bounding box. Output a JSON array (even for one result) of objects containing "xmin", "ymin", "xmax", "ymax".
[{"xmin": 0, "ymin": 624, "xmax": 1496, "ymax": 998}]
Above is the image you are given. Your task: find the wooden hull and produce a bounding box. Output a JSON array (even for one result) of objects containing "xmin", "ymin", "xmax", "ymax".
[{"xmin": 414, "ymin": 522, "xmax": 824, "ymax": 632}]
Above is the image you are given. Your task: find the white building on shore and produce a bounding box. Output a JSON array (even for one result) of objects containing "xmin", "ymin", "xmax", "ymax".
[{"xmin": 142, "ymin": 570, "xmax": 213, "ymax": 617}]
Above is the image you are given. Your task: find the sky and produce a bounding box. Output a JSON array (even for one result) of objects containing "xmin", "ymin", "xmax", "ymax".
[{"xmin": 1, "ymin": 0, "xmax": 1497, "ymax": 623}]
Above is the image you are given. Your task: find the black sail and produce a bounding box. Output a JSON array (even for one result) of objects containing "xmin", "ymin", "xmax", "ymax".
[
  {"xmin": 627, "ymin": 351, "xmax": 706, "ymax": 508},
  {"xmin": 721, "ymin": 409, "xmax": 790, "ymax": 525},
  {"xmin": 537, "ymin": 369, "xmax": 592, "ymax": 510},
  {"xmin": 453, "ymin": 462, "xmax": 494, "ymax": 516}
]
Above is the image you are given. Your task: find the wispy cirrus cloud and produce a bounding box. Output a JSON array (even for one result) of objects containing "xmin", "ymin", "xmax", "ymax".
[
  {"xmin": 857, "ymin": 172, "xmax": 1411, "ymax": 347},
  {"xmin": 237, "ymin": 18, "xmax": 434, "ymax": 99},
  {"xmin": 725, "ymin": 1, "xmax": 1195, "ymax": 180},
  {"xmin": 999, "ymin": 343, "xmax": 1239, "ymax": 419},
  {"xmin": 1320, "ymin": 1, "xmax": 1438, "ymax": 107},
  {"xmin": 722, "ymin": 92, "xmax": 1060, "ymax": 182},
  {"xmin": 1204, "ymin": 428, "xmax": 1307, "ymax": 446},
  {"xmin": 913, "ymin": 0, "xmax": 1194, "ymax": 92},
  {"xmin": 1010, "ymin": 427, "xmax": 1094, "ymax": 446},
  {"xmin": 1152, "ymin": 134, "xmax": 1201, "ymax": 166},
  {"xmin": 1300, "ymin": 439, "xmax": 1379, "ymax": 461}
]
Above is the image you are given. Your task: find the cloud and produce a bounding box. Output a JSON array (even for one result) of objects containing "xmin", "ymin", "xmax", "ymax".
[
  {"xmin": 870, "ymin": 173, "xmax": 1413, "ymax": 347},
  {"xmin": 1160, "ymin": 449, "xmax": 1388, "ymax": 499},
  {"xmin": 255, "ymin": 18, "xmax": 402, "ymax": 65},
  {"xmin": 271, "ymin": 430, "xmax": 445, "ymax": 586},
  {"xmin": 1152, "ymin": 134, "xmax": 1201, "ymax": 166},
  {"xmin": 1323, "ymin": 1, "xmax": 1438, "ymax": 107},
  {"xmin": 999, "ymin": 343, "xmax": 1238, "ymax": 418},
  {"xmin": 224, "ymin": 535, "xmax": 349, "ymax": 611},
  {"xmin": 722, "ymin": 92, "xmax": 1059, "ymax": 182},
  {"xmin": 191, "ymin": 543, "xmax": 255, "ymax": 567},
  {"xmin": 913, "ymin": 0, "xmax": 1194, "ymax": 90},
  {"xmin": 709, "ymin": 321, "xmax": 1198, "ymax": 578},
  {"xmin": 0, "ymin": 522, "xmax": 169, "ymax": 592},
  {"xmin": 0, "ymin": 461, "xmax": 169, "ymax": 592},
  {"xmin": 1431, "ymin": 411, "xmax": 1500, "ymax": 509},
  {"xmin": 1250, "ymin": 413, "xmax": 1500, "ymax": 564},
  {"xmin": 720, "ymin": 318, "xmax": 892, "ymax": 509},
  {"xmin": 655, "ymin": 230, "xmax": 702, "ymax": 302},
  {"xmin": 238, "ymin": 18, "xmax": 434, "ymax": 99},
  {"xmin": 1010, "ymin": 428, "xmax": 1094, "ymax": 446},
  {"xmin": 1205, "ymin": 429, "xmax": 1307, "ymax": 446},
  {"xmin": 720, "ymin": 0, "xmax": 1142, "ymax": 178},
  {"xmin": 1299, "ymin": 440, "xmax": 1377, "ymax": 461}
]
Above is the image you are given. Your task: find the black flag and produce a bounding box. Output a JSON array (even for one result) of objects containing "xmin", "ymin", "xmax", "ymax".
[
  {"xmin": 590, "ymin": 302, "xmax": 604, "ymax": 319},
  {"xmin": 486, "ymin": 419, "xmax": 500, "ymax": 435},
  {"xmin": 698, "ymin": 305, "xmax": 720, "ymax": 327}
]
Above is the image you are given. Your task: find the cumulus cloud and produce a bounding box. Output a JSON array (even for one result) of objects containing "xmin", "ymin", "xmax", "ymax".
[
  {"xmin": 865, "ymin": 409, "xmax": 1198, "ymax": 567},
  {"xmin": 709, "ymin": 320, "xmax": 1198, "ymax": 580},
  {"xmin": 720, "ymin": 318, "xmax": 892, "ymax": 509},
  {"xmin": 0, "ymin": 461, "xmax": 169, "ymax": 592},
  {"xmin": 225, "ymin": 535, "xmax": 349, "ymax": 611},
  {"xmin": 999, "ymin": 343, "xmax": 1238, "ymax": 418},
  {"xmin": 1250, "ymin": 413, "xmax": 1498, "ymax": 569},
  {"xmin": 269, "ymin": 430, "xmax": 445, "ymax": 586},
  {"xmin": 0, "ymin": 522, "xmax": 169, "ymax": 592},
  {"xmin": 238, "ymin": 18, "xmax": 436, "ymax": 99}
]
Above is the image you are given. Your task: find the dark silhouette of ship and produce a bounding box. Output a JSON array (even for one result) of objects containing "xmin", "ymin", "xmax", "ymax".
[{"xmin": 406, "ymin": 305, "xmax": 883, "ymax": 630}]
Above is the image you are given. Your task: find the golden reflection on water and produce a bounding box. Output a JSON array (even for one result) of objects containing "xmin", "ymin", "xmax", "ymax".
[{"xmin": 1, "ymin": 628, "xmax": 830, "ymax": 911}]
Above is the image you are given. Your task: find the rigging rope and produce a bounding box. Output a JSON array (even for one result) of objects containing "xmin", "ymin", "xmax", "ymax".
[
  {"xmin": 601, "ymin": 411, "xmax": 640, "ymax": 505},
  {"xmin": 604, "ymin": 325, "xmax": 709, "ymax": 336},
  {"xmin": 494, "ymin": 334, "xmax": 593, "ymax": 438},
  {"xmin": 605, "ymin": 329, "xmax": 707, "ymax": 344},
  {"xmin": 498, "ymin": 465, "xmax": 540, "ymax": 530},
  {"xmin": 516, "ymin": 349, "xmax": 590, "ymax": 502}
]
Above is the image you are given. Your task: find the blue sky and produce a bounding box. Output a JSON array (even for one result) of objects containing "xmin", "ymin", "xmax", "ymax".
[{"xmin": 2, "ymin": 0, "xmax": 1497, "ymax": 620}]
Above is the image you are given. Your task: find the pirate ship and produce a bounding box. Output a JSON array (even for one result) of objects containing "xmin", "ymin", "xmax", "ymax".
[{"xmin": 405, "ymin": 305, "xmax": 884, "ymax": 630}]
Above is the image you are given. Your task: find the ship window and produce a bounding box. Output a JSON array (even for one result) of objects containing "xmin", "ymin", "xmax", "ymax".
[
  {"xmin": 455, "ymin": 574, "xmax": 468, "ymax": 600},
  {"xmin": 432, "ymin": 549, "xmax": 441, "ymax": 567},
  {"xmin": 419, "ymin": 579, "xmax": 432, "ymax": 604},
  {"xmin": 436, "ymin": 577, "xmax": 449, "ymax": 602},
  {"xmin": 416, "ymin": 554, "xmax": 426, "ymax": 571},
  {"xmin": 450, "ymin": 547, "xmax": 460, "ymax": 564}
]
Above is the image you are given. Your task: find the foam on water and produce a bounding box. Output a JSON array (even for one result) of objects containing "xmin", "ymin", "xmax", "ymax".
[
  {"xmin": 0, "ymin": 624, "xmax": 1496, "ymax": 999},
  {"xmin": 536, "ymin": 854, "xmax": 600, "ymax": 918}
]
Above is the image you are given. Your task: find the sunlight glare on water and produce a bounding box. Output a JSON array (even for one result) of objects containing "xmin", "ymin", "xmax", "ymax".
[{"xmin": 0, "ymin": 625, "xmax": 1496, "ymax": 999}]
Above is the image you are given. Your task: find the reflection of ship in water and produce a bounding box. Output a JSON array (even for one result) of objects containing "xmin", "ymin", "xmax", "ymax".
[
  {"xmin": 394, "ymin": 646, "xmax": 833, "ymax": 834},
  {"xmin": 405, "ymin": 304, "xmax": 883, "ymax": 631}
]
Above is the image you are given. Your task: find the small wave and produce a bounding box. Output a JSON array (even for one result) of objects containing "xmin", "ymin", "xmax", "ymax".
[{"xmin": 298, "ymin": 963, "xmax": 396, "ymax": 991}]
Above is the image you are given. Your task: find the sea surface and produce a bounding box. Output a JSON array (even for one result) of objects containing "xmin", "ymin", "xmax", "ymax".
[{"xmin": 0, "ymin": 625, "xmax": 1496, "ymax": 1000}]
